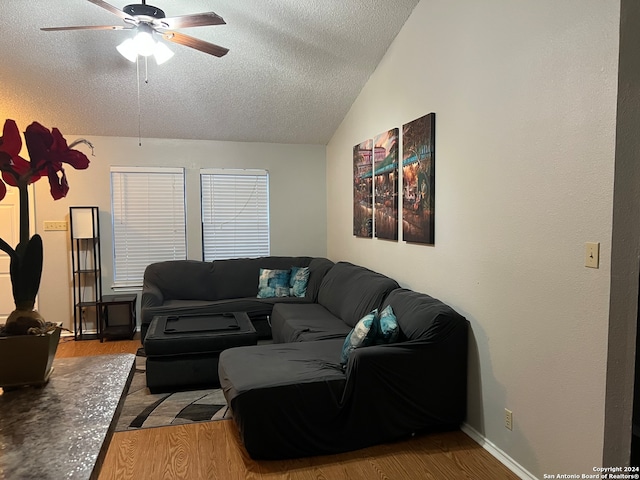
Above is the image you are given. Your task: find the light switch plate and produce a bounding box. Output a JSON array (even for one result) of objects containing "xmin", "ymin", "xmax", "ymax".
[{"xmin": 585, "ymin": 242, "xmax": 599, "ymax": 268}]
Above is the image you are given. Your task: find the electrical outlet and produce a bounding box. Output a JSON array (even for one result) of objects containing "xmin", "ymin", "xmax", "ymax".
[
  {"xmin": 504, "ymin": 408, "xmax": 513, "ymax": 430},
  {"xmin": 44, "ymin": 221, "xmax": 68, "ymax": 231}
]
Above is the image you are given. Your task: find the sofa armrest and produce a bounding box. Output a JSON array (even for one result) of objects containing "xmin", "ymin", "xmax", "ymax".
[
  {"xmin": 141, "ymin": 283, "xmax": 164, "ymax": 310},
  {"xmin": 140, "ymin": 281, "xmax": 164, "ymax": 343},
  {"xmin": 343, "ymin": 325, "xmax": 468, "ymax": 431}
]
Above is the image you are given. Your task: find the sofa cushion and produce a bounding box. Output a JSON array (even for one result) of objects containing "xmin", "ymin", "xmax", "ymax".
[
  {"xmin": 210, "ymin": 257, "xmax": 306, "ymax": 300},
  {"xmin": 289, "ymin": 267, "xmax": 310, "ymax": 297},
  {"xmin": 340, "ymin": 310, "xmax": 378, "ymax": 365},
  {"xmin": 143, "ymin": 260, "xmax": 217, "ymax": 301},
  {"xmin": 381, "ymin": 288, "xmax": 465, "ymax": 341},
  {"xmin": 316, "ymin": 262, "xmax": 399, "ymax": 327},
  {"xmin": 305, "ymin": 258, "xmax": 335, "ymax": 302},
  {"xmin": 218, "ymin": 339, "xmax": 347, "ymax": 458},
  {"xmin": 257, "ymin": 268, "xmax": 291, "ymax": 298},
  {"xmin": 220, "ymin": 339, "xmax": 345, "ymax": 395},
  {"xmin": 271, "ymin": 303, "xmax": 352, "ymax": 343}
]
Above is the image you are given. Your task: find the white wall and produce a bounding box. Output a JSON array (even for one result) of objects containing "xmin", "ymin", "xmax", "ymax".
[
  {"xmin": 32, "ymin": 136, "xmax": 326, "ymax": 331},
  {"xmin": 327, "ymin": 0, "xmax": 625, "ymax": 477}
]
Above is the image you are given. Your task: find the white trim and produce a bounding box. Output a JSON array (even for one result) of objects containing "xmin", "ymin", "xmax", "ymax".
[
  {"xmin": 461, "ymin": 423, "xmax": 535, "ymax": 480},
  {"xmin": 111, "ymin": 285, "xmax": 142, "ymax": 293},
  {"xmin": 110, "ymin": 166, "xmax": 184, "ymax": 174},
  {"xmin": 200, "ymin": 168, "xmax": 268, "ymax": 176}
]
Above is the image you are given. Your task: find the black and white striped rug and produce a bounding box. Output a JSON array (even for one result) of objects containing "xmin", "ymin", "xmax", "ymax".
[{"xmin": 115, "ymin": 355, "xmax": 230, "ymax": 431}]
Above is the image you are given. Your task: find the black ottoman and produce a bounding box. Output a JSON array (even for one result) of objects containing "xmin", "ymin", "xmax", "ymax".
[{"xmin": 144, "ymin": 312, "xmax": 258, "ymax": 393}]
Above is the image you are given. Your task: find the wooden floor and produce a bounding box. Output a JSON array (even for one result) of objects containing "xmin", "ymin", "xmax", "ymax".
[
  {"xmin": 56, "ymin": 334, "xmax": 142, "ymax": 358},
  {"xmin": 57, "ymin": 338, "xmax": 519, "ymax": 480}
]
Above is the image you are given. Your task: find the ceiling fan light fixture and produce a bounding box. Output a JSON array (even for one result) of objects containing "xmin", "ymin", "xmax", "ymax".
[
  {"xmin": 133, "ymin": 24, "xmax": 156, "ymax": 57},
  {"xmin": 117, "ymin": 32, "xmax": 173, "ymax": 65},
  {"xmin": 153, "ymin": 42, "xmax": 174, "ymax": 65},
  {"xmin": 116, "ymin": 38, "xmax": 138, "ymax": 62}
]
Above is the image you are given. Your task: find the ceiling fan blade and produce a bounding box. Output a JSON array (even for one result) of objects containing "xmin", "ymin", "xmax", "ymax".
[
  {"xmin": 87, "ymin": 0, "xmax": 134, "ymax": 21},
  {"xmin": 162, "ymin": 31, "xmax": 229, "ymax": 57},
  {"xmin": 156, "ymin": 12, "xmax": 226, "ymax": 29},
  {"xmin": 41, "ymin": 25, "xmax": 132, "ymax": 31}
]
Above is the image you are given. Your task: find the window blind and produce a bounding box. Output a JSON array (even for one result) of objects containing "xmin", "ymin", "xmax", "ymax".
[
  {"xmin": 201, "ymin": 169, "xmax": 270, "ymax": 261},
  {"xmin": 111, "ymin": 167, "xmax": 186, "ymax": 288}
]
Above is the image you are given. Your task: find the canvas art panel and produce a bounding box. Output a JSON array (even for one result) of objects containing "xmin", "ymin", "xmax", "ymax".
[
  {"xmin": 353, "ymin": 139, "xmax": 373, "ymax": 238},
  {"xmin": 374, "ymin": 128, "xmax": 399, "ymax": 241},
  {"xmin": 402, "ymin": 113, "xmax": 435, "ymax": 244}
]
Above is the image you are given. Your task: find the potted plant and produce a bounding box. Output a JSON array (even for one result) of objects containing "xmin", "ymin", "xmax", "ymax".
[{"xmin": 0, "ymin": 119, "xmax": 92, "ymax": 387}]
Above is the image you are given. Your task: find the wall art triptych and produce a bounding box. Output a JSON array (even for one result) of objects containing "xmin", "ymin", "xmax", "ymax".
[
  {"xmin": 373, "ymin": 128, "xmax": 399, "ymax": 241},
  {"xmin": 352, "ymin": 112, "xmax": 435, "ymax": 245},
  {"xmin": 353, "ymin": 139, "xmax": 373, "ymax": 238}
]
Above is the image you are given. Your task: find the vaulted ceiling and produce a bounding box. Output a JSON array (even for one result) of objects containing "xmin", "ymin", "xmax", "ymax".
[{"xmin": 0, "ymin": 0, "xmax": 419, "ymax": 144}]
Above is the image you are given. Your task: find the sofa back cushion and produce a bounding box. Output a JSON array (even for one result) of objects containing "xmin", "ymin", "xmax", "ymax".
[
  {"xmin": 209, "ymin": 257, "xmax": 267, "ymax": 299},
  {"xmin": 144, "ymin": 257, "xmax": 334, "ymax": 302},
  {"xmin": 382, "ymin": 288, "xmax": 467, "ymax": 341},
  {"xmin": 305, "ymin": 258, "xmax": 335, "ymax": 301},
  {"xmin": 211, "ymin": 256, "xmax": 334, "ymax": 301},
  {"xmin": 144, "ymin": 260, "xmax": 217, "ymax": 301},
  {"xmin": 317, "ymin": 262, "xmax": 399, "ymax": 327}
]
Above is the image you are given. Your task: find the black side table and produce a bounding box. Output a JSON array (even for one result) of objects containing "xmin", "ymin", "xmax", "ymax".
[{"xmin": 99, "ymin": 294, "xmax": 137, "ymax": 342}]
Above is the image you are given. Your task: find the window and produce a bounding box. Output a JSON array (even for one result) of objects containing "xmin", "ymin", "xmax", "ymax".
[
  {"xmin": 201, "ymin": 169, "xmax": 269, "ymax": 261},
  {"xmin": 111, "ymin": 167, "xmax": 186, "ymax": 288}
]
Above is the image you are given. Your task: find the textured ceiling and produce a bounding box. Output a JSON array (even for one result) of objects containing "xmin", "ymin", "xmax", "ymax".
[{"xmin": 0, "ymin": 0, "xmax": 418, "ymax": 144}]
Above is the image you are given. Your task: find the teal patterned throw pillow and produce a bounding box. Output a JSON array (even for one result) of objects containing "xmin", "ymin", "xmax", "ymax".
[
  {"xmin": 375, "ymin": 304, "xmax": 399, "ymax": 344},
  {"xmin": 340, "ymin": 309, "xmax": 378, "ymax": 365},
  {"xmin": 257, "ymin": 268, "xmax": 291, "ymax": 298},
  {"xmin": 289, "ymin": 266, "xmax": 310, "ymax": 297}
]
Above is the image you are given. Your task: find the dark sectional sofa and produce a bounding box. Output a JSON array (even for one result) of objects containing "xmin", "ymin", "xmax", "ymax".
[
  {"xmin": 141, "ymin": 256, "xmax": 334, "ymax": 341},
  {"xmin": 141, "ymin": 256, "xmax": 469, "ymax": 459}
]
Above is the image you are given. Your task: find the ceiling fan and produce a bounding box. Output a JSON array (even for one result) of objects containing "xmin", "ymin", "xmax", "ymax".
[{"xmin": 41, "ymin": 0, "xmax": 229, "ymax": 60}]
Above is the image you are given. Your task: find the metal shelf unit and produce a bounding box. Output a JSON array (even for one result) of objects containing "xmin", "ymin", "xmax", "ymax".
[{"xmin": 70, "ymin": 207, "xmax": 102, "ymax": 340}]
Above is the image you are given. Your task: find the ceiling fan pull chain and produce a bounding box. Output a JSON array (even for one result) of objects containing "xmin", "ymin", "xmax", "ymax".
[{"xmin": 137, "ymin": 55, "xmax": 142, "ymax": 147}]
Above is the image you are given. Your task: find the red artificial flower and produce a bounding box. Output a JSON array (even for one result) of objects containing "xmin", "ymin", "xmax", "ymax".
[
  {"xmin": 0, "ymin": 120, "xmax": 23, "ymax": 163},
  {"xmin": 24, "ymin": 122, "xmax": 90, "ymax": 200},
  {"xmin": 0, "ymin": 120, "xmax": 38, "ymax": 198},
  {"xmin": 0, "ymin": 119, "xmax": 91, "ymax": 201},
  {"xmin": 25, "ymin": 122, "xmax": 90, "ymax": 170}
]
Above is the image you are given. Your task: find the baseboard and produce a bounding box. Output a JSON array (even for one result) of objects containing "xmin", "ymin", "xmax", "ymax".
[
  {"xmin": 65, "ymin": 326, "xmax": 141, "ymax": 338},
  {"xmin": 461, "ymin": 423, "xmax": 536, "ymax": 480}
]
